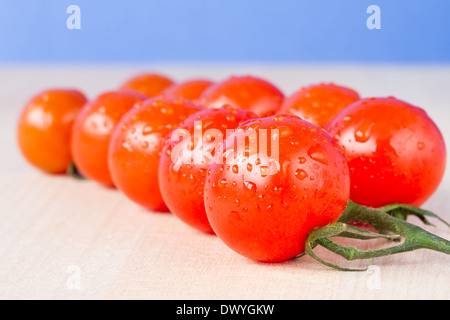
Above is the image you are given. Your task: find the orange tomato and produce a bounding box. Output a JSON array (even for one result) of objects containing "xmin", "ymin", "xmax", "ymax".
[
  {"xmin": 199, "ymin": 75, "xmax": 284, "ymax": 116},
  {"xmin": 108, "ymin": 97, "xmax": 201, "ymax": 211},
  {"xmin": 17, "ymin": 89, "xmax": 87, "ymax": 174},
  {"xmin": 120, "ymin": 73, "xmax": 174, "ymax": 98},
  {"xmin": 71, "ymin": 90, "xmax": 147, "ymax": 187},
  {"xmin": 162, "ymin": 79, "xmax": 213, "ymax": 103},
  {"xmin": 280, "ymin": 83, "xmax": 360, "ymax": 127}
]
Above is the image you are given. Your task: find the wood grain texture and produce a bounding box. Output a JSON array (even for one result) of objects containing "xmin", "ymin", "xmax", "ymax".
[{"xmin": 0, "ymin": 64, "xmax": 449, "ymax": 300}]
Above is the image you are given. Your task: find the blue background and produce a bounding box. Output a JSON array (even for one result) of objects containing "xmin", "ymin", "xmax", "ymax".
[{"xmin": 0, "ymin": 0, "xmax": 448, "ymax": 63}]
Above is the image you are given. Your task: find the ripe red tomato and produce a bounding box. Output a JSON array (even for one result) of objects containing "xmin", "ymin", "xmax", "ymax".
[
  {"xmin": 204, "ymin": 114, "xmax": 350, "ymax": 262},
  {"xmin": 71, "ymin": 90, "xmax": 147, "ymax": 187},
  {"xmin": 120, "ymin": 73, "xmax": 174, "ymax": 98},
  {"xmin": 199, "ymin": 75, "xmax": 284, "ymax": 116},
  {"xmin": 326, "ymin": 97, "xmax": 446, "ymax": 207},
  {"xmin": 17, "ymin": 89, "xmax": 87, "ymax": 174},
  {"xmin": 280, "ymin": 83, "xmax": 360, "ymax": 127},
  {"xmin": 108, "ymin": 97, "xmax": 202, "ymax": 211},
  {"xmin": 158, "ymin": 106, "xmax": 258, "ymax": 233},
  {"xmin": 162, "ymin": 79, "xmax": 213, "ymax": 103}
]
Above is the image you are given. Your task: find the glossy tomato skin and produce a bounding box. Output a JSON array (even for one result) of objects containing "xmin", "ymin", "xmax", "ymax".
[
  {"xmin": 159, "ymin": 106, "xmax": 258, "ymax": 233},
  {"xmin": 108, "ymin": 97, "xmax": 201, "ymax": 212},
  {"xmin": 120, "ymin": 73, "xmax": 174, "ymax": 98},
  {"xmin": 162, "ymin": 79, "xmax": 213, "ymax": 103},
  {"xmin": 204, "ymin": 114, "xmax": 350, "ymax": 262},
  {"xmin": 17, "ymin": 89, "xmax": 87, "ymax": 174},
  {"xmin": 280, "ymin": 83, "xmax": 360, "ymax": 127},
  {"xmin": 326, "ymin": 97, "xmax": 446, "ymax": 207},
  {"xmin": 199, "ymin": 75, "xmax": 284, "ymax": 116},
  {"xmin": 71, "ymin": 90, "xmax": 147, "ymax": 187}
]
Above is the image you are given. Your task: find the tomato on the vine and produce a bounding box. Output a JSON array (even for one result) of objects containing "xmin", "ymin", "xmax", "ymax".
[
  {"xmin": 71, "ymin": 90, "xmax": 147, "ymax": 187},
  {"xmin": 159, "ymin": 106, "xmax": 258, "ymax": 233},
  {"xmin": 326, "ymin": 97, "xmax": 446, "ymax": 207},
  {"xmin": 17, "ymin": 89, "xmax": 87, "ymax": 174},
  {"xmin": 120, "ymin": 73, "xmax": 174, "ymax": 98},
  {"xmin": 108, "ymin": 97, "xmax": 201, "ymax": 212},
  {"xmin": 204, "ymin": 113, "xmax": 350, "ymax": 262},
  {"xmin": 280, "ymin": 83, "xmax": 360, "ymax": 127},
  {"xmin": 199, "ymin": 75, "xmax": 284, "ymax": 116}
]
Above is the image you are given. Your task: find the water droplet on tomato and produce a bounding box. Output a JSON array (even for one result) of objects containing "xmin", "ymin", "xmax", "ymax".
[
  {"xmin": 232, "ymin": 165, "xmax": 239, "ymax": 174},
  {"xmin": 295, "ymin": 168, "xmax": 308, "ymax": 180},
  {"xmin": 417, "ymin": 142, "xmax": 426, "ymax": 150},
  {"xmin": 307, "ymin": 145, "xmax": 328, "ymax": 165},
  {"xmin": 354, "ymin": 120, "xmax": 374, "ymax": 143},
  {"xmin": 247, "ymin": 163, "xmax": 253, "ymax": 172},
  {"xmin": 298, "ymin": 157, "xmax": 306, "ymax": 164},
  {"xmin": 142, "ymin": 125, "xmax": 153, "ymax": 135},
  {"xmin": 218, "ymin": 178, "xmax": 228, "ymax": 188},
  {"xmin": 278, "ymin": 126, "xmax": 293, "ymax": 138},
  {"xmin": 260, "ymin": 166, "xmax": 270, "ymax": 177}
]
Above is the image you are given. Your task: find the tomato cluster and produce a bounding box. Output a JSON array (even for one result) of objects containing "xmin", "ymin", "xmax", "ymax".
[{"xmin": 17, "ymin": 72, "xmax": 447, "ymax": 265}]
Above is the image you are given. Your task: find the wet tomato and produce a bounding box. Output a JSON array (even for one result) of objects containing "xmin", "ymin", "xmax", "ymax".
[
  {"xmin": 17, "ymin": 89, "xmax": 87, "ymax": 174},
  {"xmin": 326, "ymin": 97, "xmax": 446, "ymax": 207},
  {"xmin": 159, "ymin": 106, "xmax": 257, "ymax": 233},
  {"xmin": 280, "ymin": 83, "xmax": 360, "ymax": 127},
  {"xmin": 162, "ymin": 79, "xmax": 214, "ymax": 103},
  {"xmin": 199, "ymin": 75, "xmax": 284, "ymax": 116},
  {"xmin": 204, "ymin": 114, "xmax": 350, "ymax": 262},
  {"xmin": 71, "ymin": 90, "xmax": 147, "ymax": 187},
  {"xmin": 108, "ymin": 97, "xmax": 201, "ymax": 212},
  {"xmin": 120, "ymin": 73, "xmax": 174, "ymax": 98}
]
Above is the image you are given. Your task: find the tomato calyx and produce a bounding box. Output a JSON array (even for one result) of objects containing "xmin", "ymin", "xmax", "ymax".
[{"xmin": 304, "ymin": 200, "xmax": 450, "ymax": 271}]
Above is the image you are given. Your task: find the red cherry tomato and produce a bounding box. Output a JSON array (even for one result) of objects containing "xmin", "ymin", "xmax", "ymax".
[
  {"xmin": 71, "ymin": 90, "xmax": 147, "ymax": 187},
  {"xmin": 280, "ymin": 83, "xmax": 360, "ymax": 127},
  {"xmin": 162, "ymin": 79, "xmax": 213, "ymax": 103},
  {"xmin": 120, "ymin": 73, "xmax": 174, "ymax": 98},
  {"xmin": 17, "ymin": 89, "xmax": 87, "ymax": 174},
  {"xmin": 326, "ymin": 97, "xmax": 446, "ymax": 207},
  {"xmin": 204, "ymin": 114, "xmax": 350, "ymax": 262},
  {"xmin": 159, "ymin": 106, "xmax": 258, "ymax": 233},
  {"xmin": 108, "ymin": 97, "xmax": 201, "ymax": 211},
  {"xmin": 199, "ymin": 75, "xmax": 284, "ymax": 116}
]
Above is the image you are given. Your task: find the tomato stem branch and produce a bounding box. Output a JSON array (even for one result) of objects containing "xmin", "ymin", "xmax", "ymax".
[{"xmin": 305, "ymin": 200, "xmax": 450, "ymax": 271}]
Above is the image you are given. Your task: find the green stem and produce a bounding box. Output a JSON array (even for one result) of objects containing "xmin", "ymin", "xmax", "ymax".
[
  {"xmin": 305, "ymin": 200, "xmax": 450, "ymax": 271},
  {"xmin": 67, "ymin": 161, "xmax": 85, "ymax": 180}
]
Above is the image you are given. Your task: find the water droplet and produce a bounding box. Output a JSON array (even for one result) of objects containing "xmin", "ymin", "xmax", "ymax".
[
  {"xmin": 218, "ymin": 178, "xmax": 228, "ymax": 188},
  {"xmin": 142, "ymin": 125, "xmax": 153, "ymax": 135},
  {"xmin": 247, "ymin": 163, "xmax": 253, "ymax": 172},
  {"xmin": 307, "ymin": 145, "xmax": 328, "ymax": 165},
  {"xmin": 121, "ymin": 141, "xmax": 132, "ymax": 152},
  {"xmin": 280, "ymin": 199, "xmax": 289, "ymax": 209},
  {"xmin": 232, "ymin": 165, "xmax": 239, "ymax": 174},
  {"xmin": 295, "ymin": 169, "xmax": 308, "ymax": 180},
  {"xmin": 277, "ymin": 126, "xmax": 293, "ymax": 138},
  {"xmin": 273, "ymin": 114, "xmax": 284, "ymax": 121},
  {"xmin": 298, "ymin": 157, "xmax": 306, "ymax": 164},
  {"xmin": 260, "ymin": 166, "xmax": 270, "ymax": 177},
  {"xmin": 141, "ymin": 141, "xmax": 149, "ymax": 149},
  {"xmin": 354, "ymin": 120, "xmax": 374, "ymax": 143},
  {"xmin": 417, "ymin": 142, "xmax": 425, "ymax": 150}
]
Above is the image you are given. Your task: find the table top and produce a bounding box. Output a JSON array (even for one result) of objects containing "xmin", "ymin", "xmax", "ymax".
[{"xmin": 1, "ymin": 63, "xmax": 449, "ymax": 300}]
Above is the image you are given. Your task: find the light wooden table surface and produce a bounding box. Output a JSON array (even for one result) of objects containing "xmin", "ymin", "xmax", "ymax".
[{"xmin": 0, "ymin": 64, "xmax": 449, "ymax": 300}]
